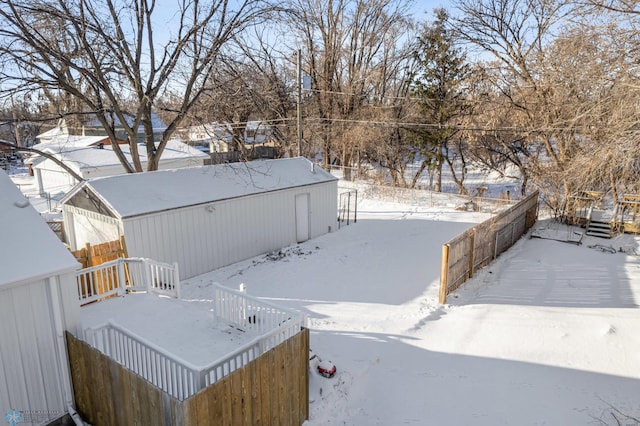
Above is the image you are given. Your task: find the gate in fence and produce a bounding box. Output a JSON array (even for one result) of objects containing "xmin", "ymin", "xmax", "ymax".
[{"xmin": 338, "ymin": 188, "xmax": 358, "ymax": 228}]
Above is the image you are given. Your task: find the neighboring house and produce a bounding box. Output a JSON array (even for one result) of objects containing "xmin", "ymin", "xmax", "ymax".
[
  {"xmin": 0, "ymin": 169, "xmax": 82, "ymax": 425},
  {"xmin": 38, "ymin": 112, "xmax": 167, "ymax": 144},
  {"xmin": 36, "ymin": 122, "xmax": 70, "ymax": 145},
  {"xmin": 82, "ymin": 112, "xmax": 167, "ymax": 143},
  {"xmin": 244, "ymin": 120, "xmax": 276, "ymax": 146},
  {"xmin": 180, "ymin": 122, "xmax": 234, "ymax": 153},
  {"xmin": 61, "ymin": 157, "xmax": 338, "ymax": 279},
  {"xmin": 181, "ymin": 121, "xmax": 276, "ymax": 153},
  {"xmin": 28, "ymin": 135, "xmax": 209, "ymax": 197}
]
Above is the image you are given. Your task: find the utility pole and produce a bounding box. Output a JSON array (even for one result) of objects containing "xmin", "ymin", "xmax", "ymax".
[{"xmin": 296, "ymin": 49, "xmax": 302, "ymax": 157}]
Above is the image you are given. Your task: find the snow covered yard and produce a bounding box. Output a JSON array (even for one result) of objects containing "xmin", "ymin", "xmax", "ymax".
[
  {"xmin": 181, "ymin": 200, "xmax": 640, "ymax": 425},
  {"xmin": 9, "ymin": 167, "xmax": 640, "ymax": 424}
]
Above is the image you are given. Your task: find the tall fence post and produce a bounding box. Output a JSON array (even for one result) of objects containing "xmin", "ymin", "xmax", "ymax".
[
  {"xmin": 439, "ymin": 244, "xmax": 450, "ymax": 304},
  {"xmin": 468, "ymin": 229, "xmax": 475, "ymax": 280},
  {"xmin": 86, "ymin": 242, "xmax": 92, "ymax": 267}
]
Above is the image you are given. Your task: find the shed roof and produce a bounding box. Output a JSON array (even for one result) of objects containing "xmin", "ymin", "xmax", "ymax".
[
  {"xmin": 0, "ymin": 170, "xmax": 79, "ymax": 289},
  {"xmin": 36, "ymin": 125, "xmax": 68, "ymax": 140},
  {"xmin": 33, "ymin": 138, "xmax": 208, "ymax": 171},
  {"xmin": 33, "ymin": 135, "xmax": 109, "ymax": 154},
  {"xmin": 64, "ymin": 157, "xmax": 336, "ymax": 219}
]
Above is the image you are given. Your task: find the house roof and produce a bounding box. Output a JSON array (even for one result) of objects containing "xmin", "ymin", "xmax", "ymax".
[
  {"xmin": 33, "ymin": 135, "xmax": 109, "ymax": 155},
  {"xmin": 0, "ymin": 170, "xmax": 79, "ymax": 289},
  {"xmin": 36, "ymin": 125, "xmax": 68, "ymax": 140},
  {"xmin": 33, "ymin": 138, "xmax": 209, "ymax": 171},
  {"xmin": 63, "ymin": 157, "xmax": 337, "ymax": 219}
]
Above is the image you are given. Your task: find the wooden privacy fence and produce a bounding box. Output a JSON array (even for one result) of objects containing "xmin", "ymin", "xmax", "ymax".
[
  {"xmin": 71, "ymin": 236, "xmax": 128, "ymax": 269},
  {"xmin": 77, "ymin": 257, "xmax": 180, "ymax": 305},
  {"xmin": 439, "ymin": 191, "xmax": 539, "ymax": 303},
  {"xmin": 66, "ymin": 328, "xmax": 309, "ymax": 425}
]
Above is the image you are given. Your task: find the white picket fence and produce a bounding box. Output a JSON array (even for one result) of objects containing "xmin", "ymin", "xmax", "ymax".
[
  {"xmin": 81, "ymin": 284, "xmax": 306, "ymax": 400},
  {"xmin": 76, "ymin": 257, "xmax": 180, "ymax": 305}
]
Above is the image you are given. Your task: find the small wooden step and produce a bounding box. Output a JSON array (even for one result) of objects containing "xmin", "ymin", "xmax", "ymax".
[{"xmin": 586, "ymin": 220, "xmax": 611, "ymax": 238}]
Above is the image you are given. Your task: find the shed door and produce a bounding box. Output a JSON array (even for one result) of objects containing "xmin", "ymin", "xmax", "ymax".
[{"xmin": 295, "ymin": 193, "xmax": 310, "ymax": 243}]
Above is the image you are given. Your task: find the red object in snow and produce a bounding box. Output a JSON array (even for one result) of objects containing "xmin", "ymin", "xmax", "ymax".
[{"xmin": 317, "ymin": 360, "xmax": 337, "ymax": 378}]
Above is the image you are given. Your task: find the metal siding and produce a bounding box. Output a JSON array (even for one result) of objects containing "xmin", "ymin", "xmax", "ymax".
[
  {"xmin": 187, "ymin": 208, "xmax": 199, "ymax": 274},
  {"xmin": 0, "ymin": 280, "xmax": 66, "ymax": 419},
  {"xmin": 57, "ymin": 272, "xmax": 82, "ymax": 336},
  {"xmin": 184, "ymin": 208, "xmax": 197, "ymax": 275},
  {"xmin": 120, "ymin": 182, "xmax": 336, "ymax": 279},
  {"xmin": 67, "ymin": 208, "xmax": 121, "ymax": 248},
  {"xmin": 41, "ymin": 166, "xmax": 75, "ymax": 195},
  {"xmin": 159, "ymin": 214, "xmax": 173, "ymax": 266},
  {"xmin": 217, "ymin": 201, "xmax": 231, "ymax": 266}
]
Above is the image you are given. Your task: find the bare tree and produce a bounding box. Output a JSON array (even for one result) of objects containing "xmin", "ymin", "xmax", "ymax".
[
  {"xmin": 183, "ymin": 30, "xmax": 296, "ymax": 157},
  {"xmin": 285, "ymin": 0, "xmax": 414, "ymax": 174},
  {"xmin": 0, "ymin": 0, "xmax": 274, "ymax": 172},
  {"xmin": 453, "ymin": 0, "xmax": 592, "ymax": 207}
]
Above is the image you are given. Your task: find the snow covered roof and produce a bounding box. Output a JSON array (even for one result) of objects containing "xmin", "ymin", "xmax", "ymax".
[
  {"xmin": 0, "ymin": 170, "xmax": 79, "ymax": 289},
  {"xmin": 33, "ymin": 138, "xmax": 208, "ymax": 170},
  {"xmin": 32, "ymin": 135, "xmax": 110, "ymax": 155},
  {"xmin": 36, "ymin": 125, "xmax": 68, "ymax": 140},
  {"xmin": 64, "ymin": 157, "xmax": 337, "ymax": 219}
]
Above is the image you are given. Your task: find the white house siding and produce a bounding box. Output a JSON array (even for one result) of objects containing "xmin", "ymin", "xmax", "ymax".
[
  {"xmin": 63, "ymin": 206, "xmax": 122, "ymax": 250},
  {"xmin": 123, "ymin": 181, "xmax": 337, "ymax": 279},
  {"xmin": 38, "ymin": 163, "xmax": 80, "ymax": 197},
  {"xmin": 0, "ymin": 274, "xmax": 81, "ymax": 423}
]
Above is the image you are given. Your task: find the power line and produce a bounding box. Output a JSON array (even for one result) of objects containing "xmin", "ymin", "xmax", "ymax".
[{"xmin": 301, "ymin": 116, "xmax": 602, "ymax": 133}]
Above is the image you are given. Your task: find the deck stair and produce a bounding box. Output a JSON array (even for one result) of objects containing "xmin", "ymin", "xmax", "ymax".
[{"xmin": 586, "ymin": 209, "xmax": 612, "ymax": 238}]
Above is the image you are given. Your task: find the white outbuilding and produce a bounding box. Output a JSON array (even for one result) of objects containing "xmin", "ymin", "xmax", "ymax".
[
  {"xmin": 61, "ymin": 157, "xmax": 338, "ymax": 279},
  {"xmin": 0, "ymin": 170, "xmax": 81, "ymax": 424},
  {"xmin": 29, "ymin": 136, "xmax": 209, "ymax": 197}
]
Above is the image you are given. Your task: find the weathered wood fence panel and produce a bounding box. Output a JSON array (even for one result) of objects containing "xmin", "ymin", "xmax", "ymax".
[
  {"xmin": 66, "ymin": 328, "xmax": 309, "ymax": 426},
  {"xmin": 72, "ymin": 237, "xmax": 128, "ymax": 300},
  {"xmin": 71, "ymin": 236, "xmax": 128, "ymax": 268},
  {"xmin": 439, "ymin": 191, "xmax": 539, "ymax": 303}
]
